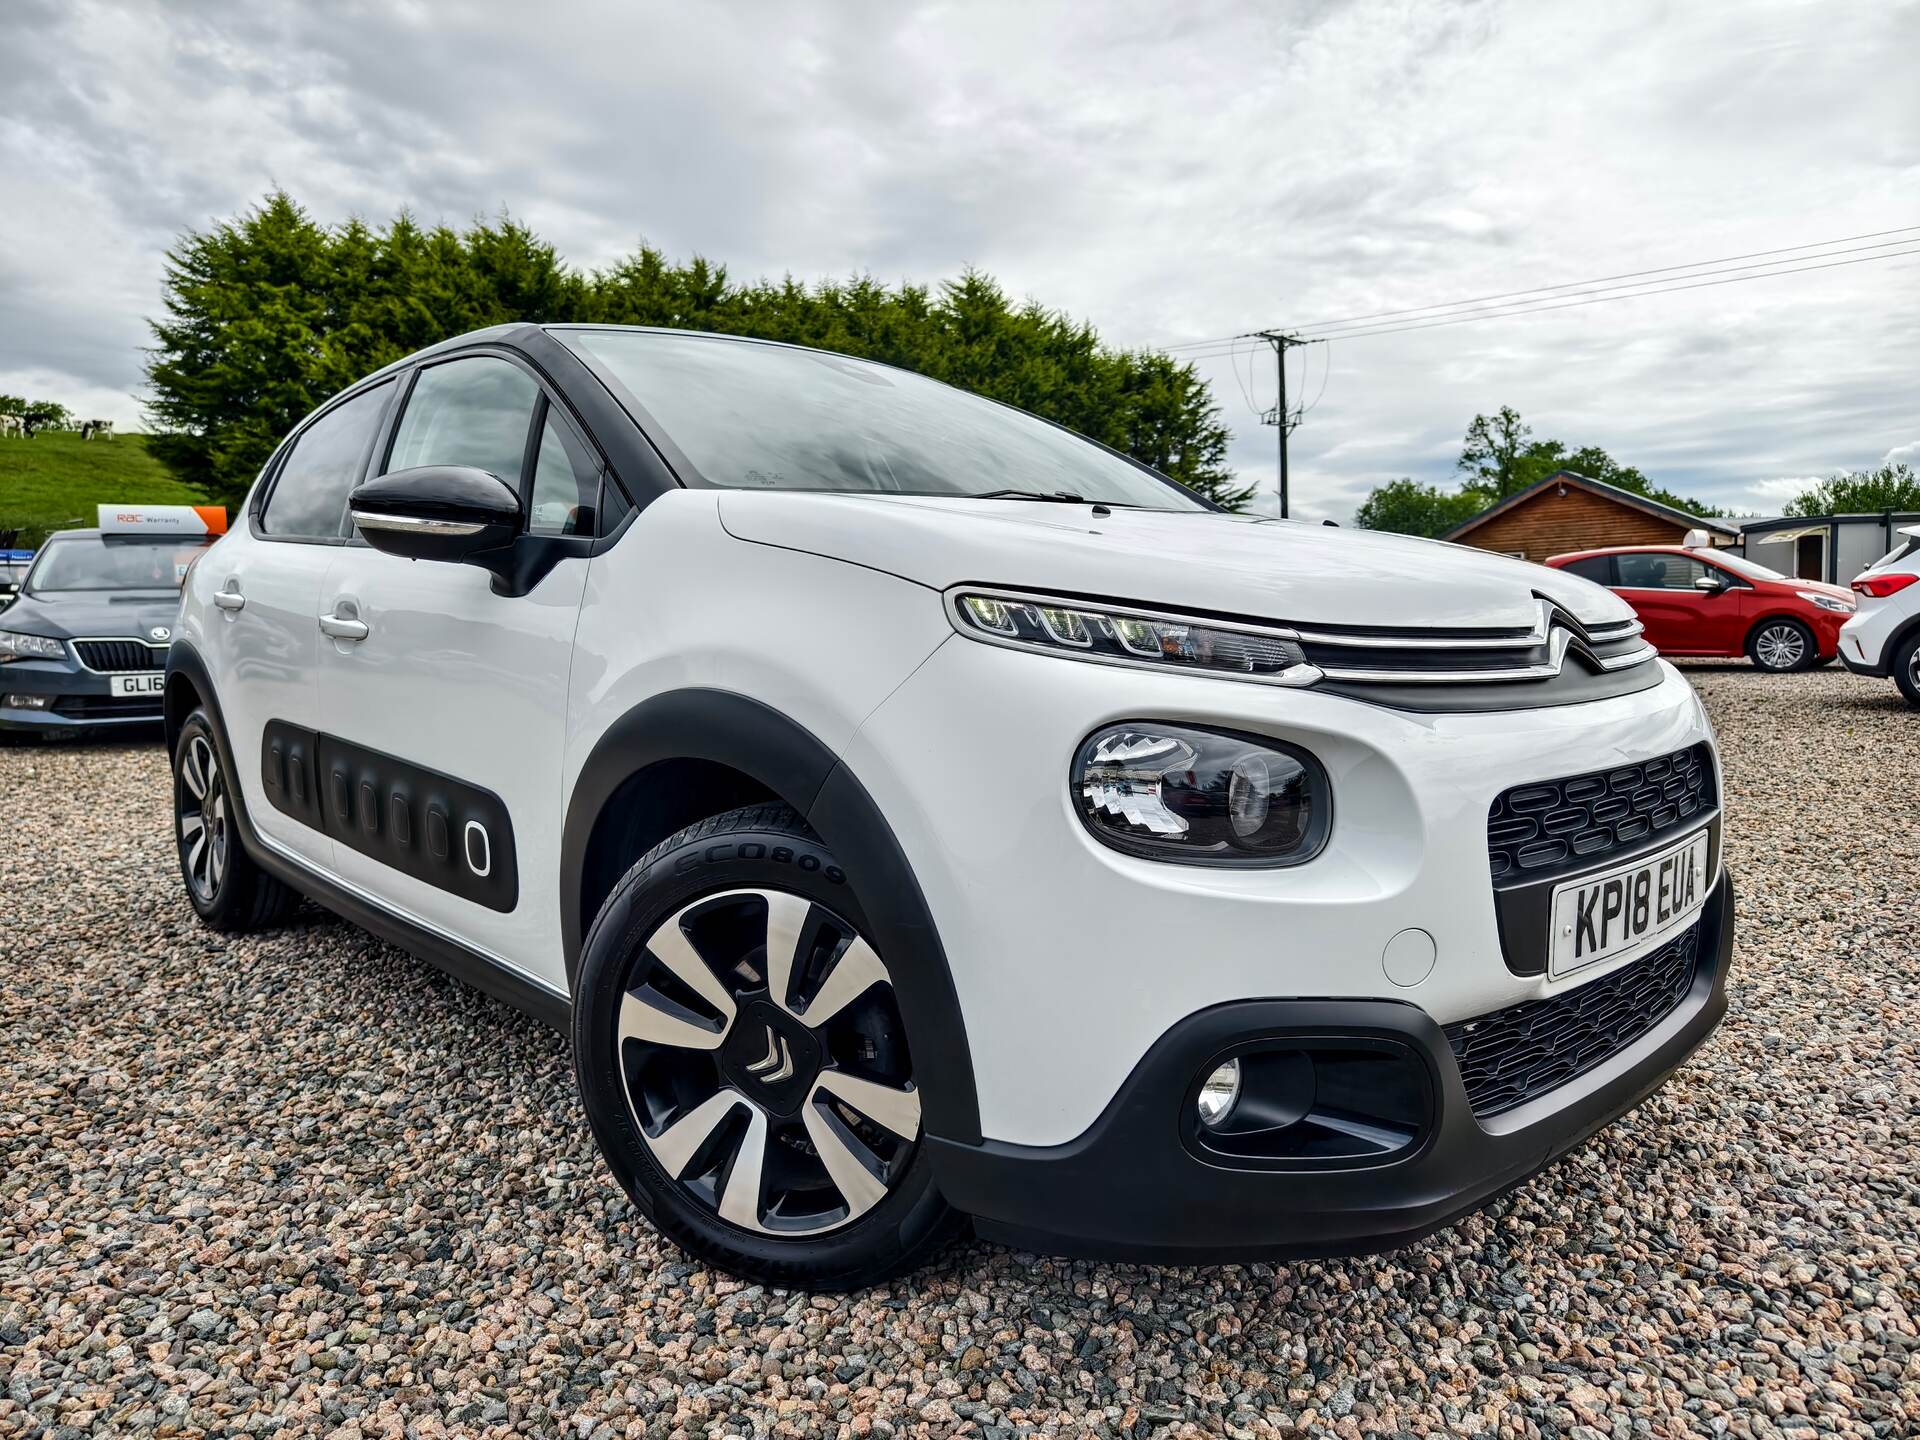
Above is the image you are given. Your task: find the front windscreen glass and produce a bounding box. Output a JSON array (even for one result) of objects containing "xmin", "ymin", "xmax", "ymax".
[
  {"xmin": 1711, "ymin": 552, "xmax": 1787, "ymax": 583},
  {"xmin": 25, "ymin": 536, "xmax": 214, "ymax": 592},
  {"xmin": 556, "ymin": 328, "xmax": 1205, "ymax": 510}
]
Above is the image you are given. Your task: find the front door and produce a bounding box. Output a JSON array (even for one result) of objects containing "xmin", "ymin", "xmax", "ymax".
[
  {"xmin": 211, "ymin": 378, "xmax": 397, "ymax": 871},
  {"xmin": 314, "ymin": 353, "xmax": 603, "ymax": 991},
  {"xmin": 1611, "ymin": 550, "xmax": 1719, "ymax": 655}
]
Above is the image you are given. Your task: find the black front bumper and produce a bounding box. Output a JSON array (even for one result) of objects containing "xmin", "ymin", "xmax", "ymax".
[{"xmin": 929, "ymin": 871, "xmax": 1735, "ymax": 1264}]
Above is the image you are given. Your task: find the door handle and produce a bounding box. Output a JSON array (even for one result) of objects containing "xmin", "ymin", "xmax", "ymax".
[
  {"xmin": 213, "ymin": 590, "xmax": 245, "ymax": 611},
  {"xmin": 318, "ymin": 612, "xmax": 370, "ymax": 642}
]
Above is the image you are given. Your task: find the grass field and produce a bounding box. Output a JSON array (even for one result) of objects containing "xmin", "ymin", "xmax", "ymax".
[{"xmin": 0, "ymin": 433, "xmax": 209, "ymax": 548}]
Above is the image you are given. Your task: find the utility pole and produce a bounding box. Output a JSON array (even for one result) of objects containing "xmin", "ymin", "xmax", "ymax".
[{"xmin": 1246, "ymin": 330, "xmax": 1318, "ymax": 518}]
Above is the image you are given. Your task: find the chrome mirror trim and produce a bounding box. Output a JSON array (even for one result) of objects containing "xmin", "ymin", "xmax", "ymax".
[{"xmin": 350, "ymin": 510, "xmax": 488, "ymax": 538}]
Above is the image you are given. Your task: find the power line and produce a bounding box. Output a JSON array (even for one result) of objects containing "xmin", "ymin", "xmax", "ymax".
[
  {"xmin": 1149, "ymin": 222, "xmax": 1920, "ymax": 355},
  {"xmin": 1160, "ymin": 242, "xmax": 1920, "ymax": 358},
  {"xmin": 1265, "ymin": 224, "xmax": 1920, "ymax": 334},
  {"xmin": 1299, "ymin": 235, "xmax": 1920, "ymax": 337},
  {"xmin": 1290, "ymin": 244, "xmax": 1920, "ymax": 343}
]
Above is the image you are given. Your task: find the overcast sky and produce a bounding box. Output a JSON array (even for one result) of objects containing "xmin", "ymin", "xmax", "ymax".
[{"xmin": 3, "ymin": 0, "xmax": 1916, "ymax": 520}]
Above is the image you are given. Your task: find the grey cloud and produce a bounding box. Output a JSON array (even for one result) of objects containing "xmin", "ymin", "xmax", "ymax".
[{"xmin": 1, "ymin": 0, "xmax": 1916, "ymax": 522}]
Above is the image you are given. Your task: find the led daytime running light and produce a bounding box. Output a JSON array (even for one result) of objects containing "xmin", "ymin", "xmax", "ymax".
[{"xmin": 949, "ymin": 590, "xmax": 1318, "ymax": 686}]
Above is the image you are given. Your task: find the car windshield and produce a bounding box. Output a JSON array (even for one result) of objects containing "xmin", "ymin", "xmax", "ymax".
[
  {"xmin": 1710, "ymin": 552, "xmax": 1786, "ymax": 582},
  {"xmin": 25, "ymin": 536, "xmax": 213, "ymax": 592},
  {"xmin": 556, "ymin": 329, "xmax": 1206, "ymax": 511}
]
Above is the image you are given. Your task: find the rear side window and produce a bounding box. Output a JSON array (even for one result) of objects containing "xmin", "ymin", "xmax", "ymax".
[
  {"xmin": 1615, "ymin": 553, "xmax": 1706, "ymax": 590},
  {"xmin": 384, "ymin": 356, "xmax": 541, "ymax": 490},
  {"xmin": 1560, "ymin": 555, "xmax": 1615, "ymax": 584},
  {"xmin": 261, "ymin": 381, "xmax": 395, "ymax": 538}
]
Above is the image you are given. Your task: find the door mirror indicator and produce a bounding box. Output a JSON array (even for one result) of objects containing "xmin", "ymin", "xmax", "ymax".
[{"xmin": 350, "ymin": 465, "xmax": 522, "ymax": 565}]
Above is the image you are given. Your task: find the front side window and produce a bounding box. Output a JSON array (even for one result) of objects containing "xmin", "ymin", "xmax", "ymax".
[
  {"xmin": 385, "ymin": 356, "xmax": 540, "ymax": 490},
  {"xmin": 526, "ymin": 413, "xmax": 600, "ymax": 537},
  {"xmin": 262, "ymin": 380, "xmax": 395, "ymax": 538},
  {"xmin": 557, "ymin": 329, "xmax": 1206, "ymax": 511},
  {"xmin": 1614, "ymin": 553, "xmax": 1707, "ymax": 590},
  {"xmin": 26, "ymin": 536, "xmax": 215, "ymax": 592}
]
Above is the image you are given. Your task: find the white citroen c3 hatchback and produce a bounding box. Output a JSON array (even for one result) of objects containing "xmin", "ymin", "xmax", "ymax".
[{"xmin": 166, "ymin": 324, "xmax": 1735, "ymax": 1288}]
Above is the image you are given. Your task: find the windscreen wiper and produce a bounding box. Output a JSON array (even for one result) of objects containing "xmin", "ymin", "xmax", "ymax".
[{"xmin": 974, "ymin": 488, "xmax": 1090, "ymax": 503}]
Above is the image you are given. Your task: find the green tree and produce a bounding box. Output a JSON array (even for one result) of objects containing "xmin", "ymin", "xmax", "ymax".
[
  {"xmin": 1457, "ymin": 405, "xmax": 1534, "ymax": 499},
  {"xmin": 0, "ymin": 395, "xmax": 73, "ymax": 430},
  {"xmin": 147, "ymin": 193, "xmax": 1244, "ymax": 510},
  {"xmin": 1357, "ymin": 406, "xmax": 1724, "ymax": 536},
  {"xmin": 1784, "ymin": 462, "xmax": 1920, "ymax": 516},
  {"xmin": 1354, "ymin": 478, "xmax": 1488, "ymax": 538}
]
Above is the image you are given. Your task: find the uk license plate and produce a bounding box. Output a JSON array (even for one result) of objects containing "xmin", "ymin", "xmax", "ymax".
[
  {"xmin": 1549, "ymin": 828, "xmax": 1711, "ymax": 979},
  {"xmin": 108, "ymin": 672, "xmax": 165, "ymax": 698}
]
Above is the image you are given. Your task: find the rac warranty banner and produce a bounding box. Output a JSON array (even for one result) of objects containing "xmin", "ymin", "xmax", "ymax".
[{"xmin": 96, "ymin": 505, "xmax": 228, "ymax": 535}]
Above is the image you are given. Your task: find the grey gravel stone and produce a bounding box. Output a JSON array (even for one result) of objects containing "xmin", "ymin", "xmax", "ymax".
[{"xmin": 2, "ymin": 662, "xmax": 1918, "ymax": 1437}]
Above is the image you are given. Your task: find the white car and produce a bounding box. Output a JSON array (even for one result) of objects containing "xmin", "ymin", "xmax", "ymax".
[
  {"xmin": 166, "ymin": 324, "xmax": 1735, "ymax": 1287},
  {"xmin": 1839, "ymin": 524, "xmax": 1920, "ymax": 707}
]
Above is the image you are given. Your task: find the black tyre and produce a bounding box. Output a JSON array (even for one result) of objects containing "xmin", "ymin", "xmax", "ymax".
[
  {"xmin": 173, "ymin": 708, "xmax": 297, "ymax": 932},
  {"xmin": 1747, "ymin": 618, "xmax": 1815, "ymax": 672},
  {"xmin": 572, "ymin": 803, "xmax": 961, "ymax": 1290},
  {"xmin": 1893, "ymin": 634, "xmax": 1920, "ymax": 708}
]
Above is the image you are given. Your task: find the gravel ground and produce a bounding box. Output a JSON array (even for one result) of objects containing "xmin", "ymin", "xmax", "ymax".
[{"xmin": 3, "ymin": 665, "xmax": 1918, "ymax": 1439}]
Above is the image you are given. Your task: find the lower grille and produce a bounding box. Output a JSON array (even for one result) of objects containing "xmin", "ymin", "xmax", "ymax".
[
  {"xmin": 1444, "ymin": 925, "xmax": 1699, "ymax": 1117},
  {"xmin": 73, "ymin": 639, "xmax": 167, "ymax": 672},
  {"xmin": 51, "ymin": 694, "xmax": 163, "ymax": 720}
]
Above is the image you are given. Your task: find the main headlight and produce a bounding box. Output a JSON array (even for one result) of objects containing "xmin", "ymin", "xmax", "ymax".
[
  {"xmin": 1796, "ymin": 590, "xmax": 1854, "ymax": 614},
  {"xmin": 1071, "ymin": 722, "xmax": 1330, "ymax": 867},
  {"xmin": 948, "ymin": 589, "xmax": 1318, "ymax": 687},
  {"xmin": 0, "ymin": 630, "xmax": 67, "ymax": 663}
]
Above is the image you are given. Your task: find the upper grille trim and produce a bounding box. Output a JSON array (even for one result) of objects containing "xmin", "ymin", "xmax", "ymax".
[
  {"xmin": 72, "ymin": 637, "xmax": 169, "ymax": 673},
  {"xmin": 1300, "ymin": 598, "xmax": 1655, "ymax": 685}
]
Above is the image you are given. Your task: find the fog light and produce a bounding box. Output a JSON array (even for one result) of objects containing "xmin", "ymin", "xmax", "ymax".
[
  {"xmin": 4, "ymin": 693, "xmax": 50, "ymax": 710},
  {"xmin": 1196, "ymin": 1059, "xmax": 1241, "ymax": 1127}
]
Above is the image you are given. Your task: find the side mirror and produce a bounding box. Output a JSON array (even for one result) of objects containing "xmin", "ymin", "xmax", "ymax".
[
  {"xmin": 1693, "ymin": 573, "xmax": 1724, "ymax": 592},
  {"xmin": 349, "ymin": 466, "xmax": 521, "ymax": 564}
]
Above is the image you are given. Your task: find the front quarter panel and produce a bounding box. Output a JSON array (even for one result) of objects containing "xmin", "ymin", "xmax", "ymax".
[{"xmin": 564, "ymin": 490, "xmax": 955, "ymax": 834}]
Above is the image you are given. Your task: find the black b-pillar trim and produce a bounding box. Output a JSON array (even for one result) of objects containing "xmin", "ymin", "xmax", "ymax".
[{"xmin": 560, "ymin": 689, "xmax": 983, "ymax": 1146}]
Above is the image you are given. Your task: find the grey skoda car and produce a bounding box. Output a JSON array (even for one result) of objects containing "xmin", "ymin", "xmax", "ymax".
[{"xmin": 0, "ymin": 528, "xmax": 217, "ymax": 737}]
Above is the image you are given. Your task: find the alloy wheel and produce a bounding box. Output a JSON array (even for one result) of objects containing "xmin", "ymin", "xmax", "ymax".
[
  {"xmin": 178, "ymin": 734, "xmax": 229, "ymax": 903},
  {"xmin": 1755, "ymin": 623, "xmax": 1806, "ymax": 670},
  {"xmin": 617, "ymin": 888, "xmax": 921, "ymax": 1236}
]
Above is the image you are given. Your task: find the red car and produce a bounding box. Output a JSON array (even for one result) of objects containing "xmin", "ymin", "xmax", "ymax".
[{"xmin": 1545, "ymin": 544, "xmax": 1856, "ymax": 672}]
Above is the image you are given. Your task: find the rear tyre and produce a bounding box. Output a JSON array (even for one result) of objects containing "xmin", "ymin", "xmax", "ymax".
[
  {"xmin": 1747, "ymin": 618, "xmax": 1815, "ymax": 672},
  {"xmin": 1893, "ymin": 634, "xmax": 1920, "ymax": 708},
  {"xmin": 173, "ymin": 708, "xmax": 297, "ymax": 932},
  {"xmin": 572, "ymin": 803, "xmax": 963, "ymax": 1290}
]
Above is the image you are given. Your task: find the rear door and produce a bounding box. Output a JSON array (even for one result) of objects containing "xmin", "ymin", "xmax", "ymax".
[
  {"xmin": 313, "ymin": 352, "xmax": 604, "ymax": 989},
  {"xmin": 206, "ymin": 379, "xmax": 396, "ymax": 871}
]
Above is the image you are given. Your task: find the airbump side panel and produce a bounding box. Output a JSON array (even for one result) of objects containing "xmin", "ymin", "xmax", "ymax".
[{"xmin": 261, "ymin": 719, "xmax": 518, "ymax": 912}]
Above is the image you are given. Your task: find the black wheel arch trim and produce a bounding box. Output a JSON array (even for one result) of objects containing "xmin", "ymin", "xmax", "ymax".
[
  {"xmin": 560, "ymin": 688, "xmax": 983, "ymax": 1145},
  {"xmin": 164, "ymin": 641, "xmax": 570, "ymax": 1030}
]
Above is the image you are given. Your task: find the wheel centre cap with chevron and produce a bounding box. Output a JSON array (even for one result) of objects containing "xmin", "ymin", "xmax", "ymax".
[{"xmin": 721, "ymin": 998, "xmax": 823, "ymax": 1115}]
